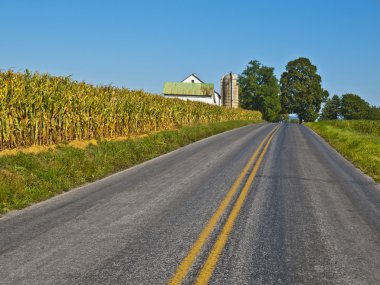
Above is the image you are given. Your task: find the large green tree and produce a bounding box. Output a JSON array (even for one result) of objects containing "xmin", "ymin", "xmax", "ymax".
[
  {"xmin": 320, "ymin": 94, "xmax": 341, "ymax": 120},
  {"xmin": 280, "ymin": 57, "xmax": 328, "ymax": 123},
  {"xmin": 238, "ymin": 60, "xmax": 281, "ymax": 122},
  {"xmin": 340, "ymin": 93, "xmax": 370, "ymax": 120}
]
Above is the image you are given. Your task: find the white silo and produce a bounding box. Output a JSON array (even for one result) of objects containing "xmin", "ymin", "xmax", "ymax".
[{"xmin": 221, "ymin": 73, "xmax": 239, "ymax": 108}]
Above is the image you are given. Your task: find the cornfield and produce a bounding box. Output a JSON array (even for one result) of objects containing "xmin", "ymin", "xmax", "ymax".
[{"xmin": 0, "ymin": 70, "xmax": 261, "ymax": 150}]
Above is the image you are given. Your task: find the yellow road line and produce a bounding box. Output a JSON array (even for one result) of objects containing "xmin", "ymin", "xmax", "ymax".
[
  {"xmin": 168, "ymin": 125, "xmax": 278, "ymax": 285},
  {"xmin": 195, "ymin": 127, "xmax": 278, "ymax": 285}
]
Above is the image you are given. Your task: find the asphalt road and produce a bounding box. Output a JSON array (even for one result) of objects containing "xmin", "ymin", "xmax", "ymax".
[{"xmin": 1, "ymin": 123, "xmax": 380, "ymax": 284}]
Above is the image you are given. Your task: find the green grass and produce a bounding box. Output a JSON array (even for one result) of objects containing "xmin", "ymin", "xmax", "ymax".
[
  {"xmin": 305, "ymin": 120, "xmax": 380, "ymax": 183},
  {"xmin": 0, "ymin": 120, "xmax": 260, "ymax": 215},
  {"xmin": 316, "ymin": 120, "xmax": 380, "ymax": 136}
]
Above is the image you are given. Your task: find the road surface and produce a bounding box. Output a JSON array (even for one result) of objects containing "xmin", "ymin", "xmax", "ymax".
[{"xmin": 1, "ymin": 123, "xmax": 379, "ymax": 284}]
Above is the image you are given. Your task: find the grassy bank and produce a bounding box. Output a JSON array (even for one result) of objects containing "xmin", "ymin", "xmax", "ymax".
[
  {"xmin": 305, "ymin": 120, "xmax": 380, "ymax": 183},
  {"xmin": 0, "ymin": 120, "xmax": 259, "ymax": 215}
]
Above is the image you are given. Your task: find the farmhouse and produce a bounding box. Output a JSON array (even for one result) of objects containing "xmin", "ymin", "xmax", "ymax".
[{"xmin": 163, "ymin": 74, "xmax": 221, "ymax": 106}]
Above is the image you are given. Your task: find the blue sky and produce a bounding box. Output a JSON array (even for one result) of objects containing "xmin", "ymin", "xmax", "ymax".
[{"xmin": 1, "ymin": 0, "xmax": 379, "ymax": 105}]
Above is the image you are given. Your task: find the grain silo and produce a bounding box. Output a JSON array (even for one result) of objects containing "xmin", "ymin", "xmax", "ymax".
[{"xmin": 221, "ymin": 73, "xmax": 239, "ymax": 108}]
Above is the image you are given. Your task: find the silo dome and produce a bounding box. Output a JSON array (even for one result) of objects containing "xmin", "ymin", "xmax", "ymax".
[{"xmin": 223, "ymin": 73, "xmax": 238, "ymax": 80}]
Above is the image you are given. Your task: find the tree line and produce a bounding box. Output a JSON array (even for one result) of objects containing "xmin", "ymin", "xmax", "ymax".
[
  {"xmin": 321, "ymin": 94, "xmax": 380, "ymax": 120},
  {"xmin": 238, "ymin": 57, "xmax": 380, "ymax": 122}
]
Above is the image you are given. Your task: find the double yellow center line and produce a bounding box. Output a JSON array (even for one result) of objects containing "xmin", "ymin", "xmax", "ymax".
[{"xmin": 168, "ymin": 125, "xmax": 280, "ymax": 285}]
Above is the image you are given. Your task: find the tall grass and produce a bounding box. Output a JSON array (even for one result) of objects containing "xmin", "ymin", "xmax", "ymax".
[
  {"xmin": 0, "ymin": 70, "xmax": 261, "ymax": 150},
  {"xmin": 321, "ymin": 120, "xmax": 380, "ymax": 137},
  {"xmin": 306, "ymin": 120, "xmax": 380, "ymax": 182}
]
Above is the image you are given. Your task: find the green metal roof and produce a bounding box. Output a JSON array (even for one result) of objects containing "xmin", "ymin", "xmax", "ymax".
[{"xmin": 163, "ymin": 82, "xmax": 214, "ymax": 96}]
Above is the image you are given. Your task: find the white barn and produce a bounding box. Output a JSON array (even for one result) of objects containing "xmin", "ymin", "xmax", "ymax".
[{"xmin": 163, "ymin": 74, "xmax": 221, "ymax": 106}]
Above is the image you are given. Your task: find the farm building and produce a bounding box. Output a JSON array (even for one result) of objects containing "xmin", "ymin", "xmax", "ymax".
[
  {"xmin": 163, "ymin": 74, "xmax": 221, "ymax": 106},
  {"xmin": 220, "ymin": 73, "xmax": 239, "ymax": 109}
]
